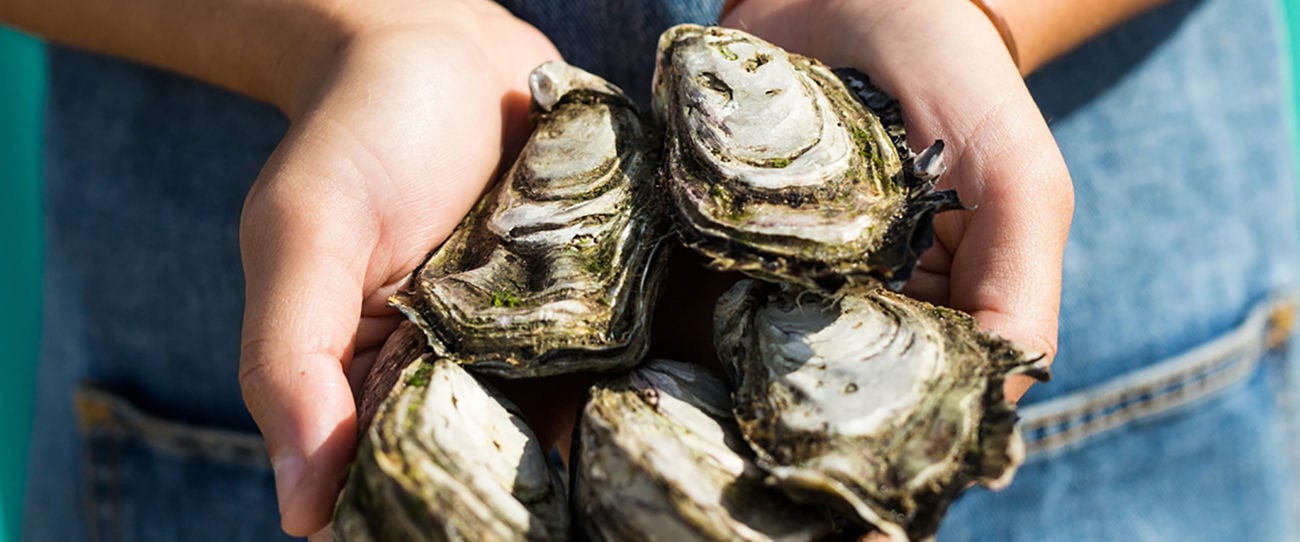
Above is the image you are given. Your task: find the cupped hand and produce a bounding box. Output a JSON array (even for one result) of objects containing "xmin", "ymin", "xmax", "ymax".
[
  {"xmin": 236, "ymin": 1, "xmax": 560, "ymax": 536},
  {"xmin": 722, "ymin": 0, "xmax": 1075, "ymax": 400}
]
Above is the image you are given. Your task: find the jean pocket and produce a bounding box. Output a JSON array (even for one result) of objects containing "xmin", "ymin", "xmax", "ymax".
[
  {"xmin": 1019, "ymin": 293, "xmax": 1294, "ymax": 454},
  {"xmin": 75, "ymin": 387, "xmax": 297, "ymax": 542},
  {"xmin": 939, "ymin": 294, "xmax": 1300, "ymax": 542},
  {"xmin": 1019, "ymin": 294, "xmax": 1298, "ymax": 456}
]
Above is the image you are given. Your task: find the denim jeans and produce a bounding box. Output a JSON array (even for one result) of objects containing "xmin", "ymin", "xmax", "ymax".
[{"xmin": 24, "ymin": 0, "xmax": 1298, "ymax": 540}]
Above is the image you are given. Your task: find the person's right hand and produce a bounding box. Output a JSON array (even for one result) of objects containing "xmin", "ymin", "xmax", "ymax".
[{"xmin": 235, "ymin": 1, "xmax": 560, "ymax": 536}]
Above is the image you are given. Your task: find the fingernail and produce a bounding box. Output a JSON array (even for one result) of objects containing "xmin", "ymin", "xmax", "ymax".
[{"xmin": 272, "ymin": 454, "xmax": 306, "ymax": 516}]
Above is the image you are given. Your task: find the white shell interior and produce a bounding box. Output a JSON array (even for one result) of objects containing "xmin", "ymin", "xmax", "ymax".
[
  {"xmin": 669, "ymin": 30, "xmax": 855, "ymax": 190},
  {"xmin": 658, "ymin": 25, "xmax": 902, "ymax": 254},
  {"xmin": 748, "ymin": 289, "xmax": 945, "ymax": 438},
  {"xmin": 580, "ymin": 360, "xmax": 832, "ymax": 542},
  {"xmin": 488, "ymin": 104, "xmax": 630, "ymax": 248},
  {"xmin": 394, "ymin": 359, "xmax": 563, "ymax": 536}
]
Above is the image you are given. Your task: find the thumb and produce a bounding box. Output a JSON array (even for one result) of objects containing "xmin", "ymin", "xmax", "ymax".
[{"xmin": 238, "ymin": 141, "xmax": 377, "ymax": 536}]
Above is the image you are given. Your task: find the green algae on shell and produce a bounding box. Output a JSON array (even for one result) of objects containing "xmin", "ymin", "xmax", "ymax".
[
  {"xmin": 392, "ymin": 60, "xmax": 669, "ymax": 378},
  {"xmin": 653, "ymin": 24, "xmax": 959, "ymax": 292},
  {"xmin": 334, "ymin": 326, "xmax": 570, "ymax": 541}
]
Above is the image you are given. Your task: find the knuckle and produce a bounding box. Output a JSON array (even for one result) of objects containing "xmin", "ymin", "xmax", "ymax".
[{"xmin": 238, "ymin": 338, "xmax": 278, "ymax": 411}]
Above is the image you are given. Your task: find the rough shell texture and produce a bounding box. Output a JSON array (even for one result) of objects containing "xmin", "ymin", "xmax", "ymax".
[
  {"xmin": 392, "ymin": 60, "xmax": 669, "ymax": 378},
  {"xmin": 334, "ymin": 326, "xmax": 570, "ymax": 541},
  {"xmin": 653, "ymin": 25, "xmax": 959, "ymax": 292},
  {"xmin": 715, "ymin": 280, "xmax": 1049, "ymax": 541},
  {"xmin": 575, "ymin": 359, "xmax": 838, "ymax": 542},
  {"xmin": 355, "ymin": 321, "xmax": 426, "ymax": 433},
  {"xmin": 337, "ymin": 28, "xmax": 1042, "ymax": 541}
]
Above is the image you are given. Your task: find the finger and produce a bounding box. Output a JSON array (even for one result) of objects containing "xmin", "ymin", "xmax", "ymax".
[
  {"xmin": 901, "ymin": 239, "xmax": 954, "ymax": 305},
  {"xmin": 953, "ymin": 143, "xmax": 1072, "ymax": 402},
  {"xmin": 946, "ymin": 107, "xmax": 1073, "ymax": 363},
  {"xmin": 239, "ymin": 136, "xmax": 380, "ymax": 536},
  {"xmin": 847, "ymin": 3, "xmax": 1074, "ymax": 380},
  {"xmin": 900, "ymin": 267, "xmax": 950, "ymax": 307},
  {"xmin": 308, "ymin": 526, "xmax": 334, "ymax": 542},
  {"xmin": 930, "ymin": 83, "xmax": 1072, "ymax": 402},
  {"xmin": 347, "ymin": 313, "xmax": 405, "ymax": 394}
]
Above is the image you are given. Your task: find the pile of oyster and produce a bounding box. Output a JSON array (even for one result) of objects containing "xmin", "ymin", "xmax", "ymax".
[{"xmin": 334, "ymin": 25, "xmax": 1048, "ymax": 542}]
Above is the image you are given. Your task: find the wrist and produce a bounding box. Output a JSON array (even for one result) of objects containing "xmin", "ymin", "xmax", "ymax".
[
  {"xmin": 261, "ymin": 1, "xmax": 356, "ymax": 118},
  {"xmin": 721, "ymin": 0, "xmax": 1013, "ymax": 85},
  {"xmin": 969, "ymin": 0, "xmax": 1020, "ymax": 70},
  {"xmin": 274, "ymin": 0, "xmax": 520, "ymax": 118},
  {"xmin": 971, "ymin": 0, "xmax": 1174, "ymax": 74}
]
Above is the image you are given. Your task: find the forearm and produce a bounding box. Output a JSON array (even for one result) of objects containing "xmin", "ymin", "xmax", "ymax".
[
  {"xmin": 1, "ymin": 0, "xmax": 352, "ymax": 114},
  {"xmin": 989, "ymin": 0, "xmax": 1172, "ymax": 74}
]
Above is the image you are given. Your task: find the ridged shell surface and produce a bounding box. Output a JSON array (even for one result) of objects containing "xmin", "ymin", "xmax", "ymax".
[
  {"xmin": 334, "ymin": 343, "xmax": 569, "ymax": 541},
  {"xmin": 653, "ymin": 25, "xmax": 958, "ymax": 291},
  {"xmin": 393, "ymin": 60, "xmax": 668, "ymax": 377},
  {"xmin": 575, "ymin": 359, "xmax": 837, "ymax": 542},
  {"xmin": 715, "ymin": 280, "xmax": 1049, "ymax": 541}
]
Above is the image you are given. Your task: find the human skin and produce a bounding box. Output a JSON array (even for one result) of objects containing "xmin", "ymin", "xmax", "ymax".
[
  {"xmin": 0, "ymin": 0, "xmax": 1170, "ymax": 537},
  {"xmin": 989, "ymin": 0, "xmax": 1173, "ymax": 75},
  {"xmin": 721, "ymin": 0, "xmax": 1080, "ymax": 403}
]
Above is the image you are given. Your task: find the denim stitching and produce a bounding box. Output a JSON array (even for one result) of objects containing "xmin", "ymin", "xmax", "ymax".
[
  {"xmin": 1018, "ymin": 295, "xmax": 1297, "ymax": 456},
  {"xmin": 74, "ymin": 387, "xmax": 270, "ymax": 468},
  {"xmin": 76, "ymin": 391, "xmax": 124, "ymax": 542}
]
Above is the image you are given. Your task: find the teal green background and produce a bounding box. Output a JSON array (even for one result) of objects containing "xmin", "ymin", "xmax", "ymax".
[
  {"xmin": 0, "ymin": 27, "xmax": 44, "ymax": 542},
  {"xmin": 0, "ymin": 4, "xmax": 1299, "ymax": 542},
  {"xmin": 0, "ymin": 25, "xmax": 44, "ymax": 542}
]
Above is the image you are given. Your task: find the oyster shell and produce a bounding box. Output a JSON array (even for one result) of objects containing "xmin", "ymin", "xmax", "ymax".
[
  {"xmin": 392, "ymin": 60, "xmax": 669, "ymax": 378},
  {"xmin": 355, "ymin": 321, "xmax": 427, "ymax": 433},
  {"xmin": 337, "ymin": 26, "xmax": 1044, "ymax": 542},
  {"xmin": 715, "ymin": 280, "xmax": 1049, "ymax": 541},
  {"xmin": 575, "ymin": 359, "xmax": 838, "ymax": 542},
  {"xmin": 334, "ymin": 324, "xmax": 570, "ymax": 541},
  {"xmin": 653, "ymin": 25, "xmax": 959, "ymax": 291}
]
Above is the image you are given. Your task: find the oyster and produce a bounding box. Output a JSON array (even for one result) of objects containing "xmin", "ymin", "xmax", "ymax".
[
  {"xmin": 336, "ymin": 26, "xmax": 1044, "ymax": 542},
  {"xmin": 392, "ymin": 60, "xmax": 669, "ymax": 377},
  {"xmin": 653, "ymin": 25, "xmax": 959, "ymax": 291},
  {"xmin": 575, "ymin": 359, "xmax": 838, "ymax": 542},
  {"xmin": 354, "ymin": 321, "xmax": 426, "ymax": 433},
  {"xmin": 715, "ymin": 280, "xmax": 1049, "ymax": 541},
  {"xmin": 335, "ymin": 326, "xmax": 570, "ymax": 541}
]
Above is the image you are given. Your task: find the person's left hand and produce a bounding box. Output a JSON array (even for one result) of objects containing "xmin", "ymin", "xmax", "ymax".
[{"xmin": 721, "ymin": 0, "xmax": 1075, "ymax": 401}]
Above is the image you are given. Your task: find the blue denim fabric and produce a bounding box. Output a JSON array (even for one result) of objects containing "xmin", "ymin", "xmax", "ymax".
[
  {"xmin": 25, "ymin": 50, "xmax": 292, "ymax": 541},
  {"xmin": 23, "ymin": 0, "xmax": 1298, "ymax": 540},
  {"xmin": 939, "ymin": 0, "xmax": 1300, "ymax": 539}
]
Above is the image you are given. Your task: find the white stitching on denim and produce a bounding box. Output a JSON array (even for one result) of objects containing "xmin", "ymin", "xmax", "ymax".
[{"xmin": 1018, "ymin": 295, "xmax": 1296, "ymax": 457}]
